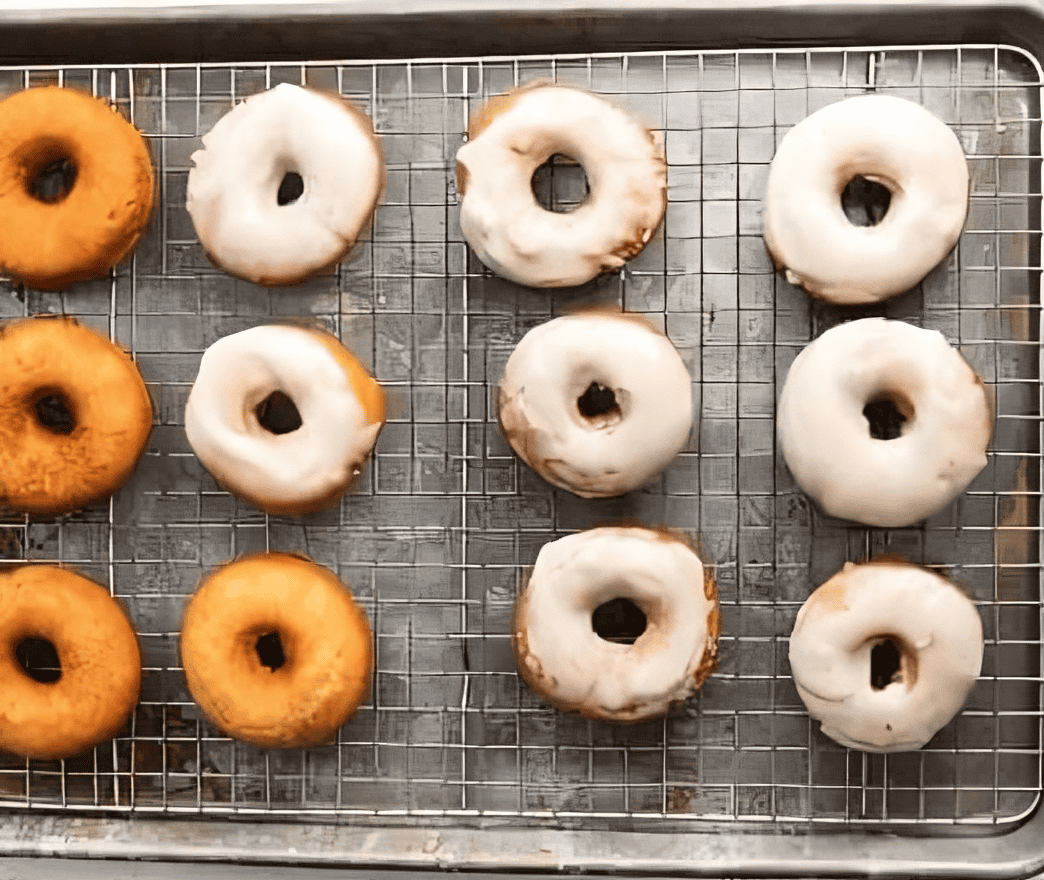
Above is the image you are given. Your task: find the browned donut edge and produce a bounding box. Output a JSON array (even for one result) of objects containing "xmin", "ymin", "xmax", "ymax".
[{"xmin": 511, "ymin": 526, "xmax": 719, "ymax": 723}]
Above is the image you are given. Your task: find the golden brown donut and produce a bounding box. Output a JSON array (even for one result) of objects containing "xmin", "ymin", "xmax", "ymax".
[
  {"xmin": 0, "ymin": 315, "xmax": 153, "ymax": 517},
  {"xmin": 180, "ymin": 552, "xmax": 373, "ymax": 749},
  {"xmin": 0, "ymin": 565, "xmax": 141, "ymax": 760},
  {"xmin": 0, "ymin": 86, "xmax": 155, "ymax": 290}
]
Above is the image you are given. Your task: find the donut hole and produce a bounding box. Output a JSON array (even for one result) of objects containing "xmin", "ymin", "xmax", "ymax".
[
  {"xmin": 277, "ymin": 171, "xmax": 305, "ymax": 206},
  {"xmin": 28, "ymin": 156, "xmax": 78, "ymax": 204},
  {"xmin": 254, "ymin": 631, "xmax": 286, "ymax": 671},
  {"xmin": 531, "ymin": 153, "xmax": 589, "ymax": 214},
  {"xmin": 31, "ymin": 389, "xmax": 76, "ymax": 435},
  {"xmin": 863, "ymin": 392, "xmax": 914, "ymax": 441},
  {"xmin": 15, "ymin": 636, "xmax": 61, "ymax": 684},
  {"xmin": 592, "ymin": 598, "xmax": 647, "ymax": 645},
  {"xmin": 841, "ymin": 175, "xmax": 892, "ymax": 227},
  {"xmin": 256, "ymin": 391, "xmax": 303, "ymax": 435},
  {"xmin": 869, "ymin": 636, "xmax": 916, "ymax": 691},
  {"xmin": 577, "ymin": 382, "xmax": 622, "ymax": 428}
]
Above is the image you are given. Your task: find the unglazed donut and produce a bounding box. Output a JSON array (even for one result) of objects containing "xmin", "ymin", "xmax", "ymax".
[
  {"xmin": 513, "ymin": 527, "xmax": 718, "ymax": 722},
  {"xmin": 0, "ymin": 86, "xmax": 154, "ymax": 291},
  {"xmin": 0, "ymin": 565, "xmax": 141, "ymax": 760},
  {"xmin": 777, "ymin": 318, "xmax": 991, "ymax": 527},
  {"xmin": 184, "ymin": 324, "xmax": 384, "ymax": 515},
  {"xmin": 789, "ymin": 561, "xmax": 983, "ymax": 752},
  {"xmin": 187, "ymin": 83, "xmax": 383, "ymax": 285},
  {"xmin": 0, "ymin": 315, "xmax": 153, "ymax": 517},
  {"xmin": 456, "ymin": 83, "xmax": 667, "ymax": 287},
  {"xmin": 764, "ymin": 95, "xmax": 969, "ymax": 304},
  {"xmin": 498, "ymin": 311, "xmax": 692, "ymax": 497},
  {"xmin": 180, "ymin": 552, "xmax": 372, "ymax": 748}
]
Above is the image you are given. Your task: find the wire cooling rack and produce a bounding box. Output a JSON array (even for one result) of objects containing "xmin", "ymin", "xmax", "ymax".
[{"xmin": 0, "ymin": 43, "xmax": 1038, "ymax": 830}]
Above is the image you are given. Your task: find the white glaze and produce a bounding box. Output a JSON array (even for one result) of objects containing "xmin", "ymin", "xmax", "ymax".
[
  {"xmin": 456, "ymin": 84, "xmax": 667, "ymax": 288},
  {"xmin": 789, "ymin": 561, "xmax": 983, "ymax": 752},
  {"xmin": 498, "ymin": 312, "xmax": 693, "ymax": 498},
  {"xmin": 777, "ymin": 318, "xmax": 991, "ymax": 527},
  {"xmin": 514, "ymin": 527, "xmax": 717, "ymax": 722},
  {"xmin": 184, "ymin": 325, "xmax": 382, "ymax": 512},
  {"xmin": 186, "ymin": 83, "xmax": 382, "ymax": 285},
  {"xmin": 764, "ymin": 94, "xmax": 969, "ymax": 304}
]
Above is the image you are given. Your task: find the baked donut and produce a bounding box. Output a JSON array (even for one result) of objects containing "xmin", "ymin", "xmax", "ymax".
[
  {"xmin": 777, "ymin": 318, "xmax": 991, "ymax": 527},
  {"xmin": 180, "ymin": 552, "xmax": 372, "ymax": 749},
  {"xmin": 498, "ymin": 311, "xmax": 692, "ymax": 497},
  {"xmin": 789, "ymin": 561, "xmax": 983, "ymax": 752},
  {"xmin": 0, "ymin": 86, "xmax": 154, "ymax": 291},
  {"xmin": 764, "ymin": 95, "xmax": 969, "ymax": 304},
  {"xmin": 0, "ymin": 315, "xmax": 153, "ymax": 517},
  {"xmin": 187, "ymin": 83, "xmax": 383, "ymax": 286},
  {"xmin": 184, "ymin": 324, "xmax": 384, "ymax": 515},
  {"xmin": 456, "ymin": 83, "xmax": 667, "ymax": 287},
  {"xmin": 513, "ymin": 526, "xmax": 718, "ymax": 722},
  {"xmin": 0, "ymin": 565, "xmax": 141, "ymax": 760}
]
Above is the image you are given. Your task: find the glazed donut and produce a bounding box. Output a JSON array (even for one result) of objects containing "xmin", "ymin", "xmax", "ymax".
[
  {"xmin": 456, "ymin": 83, "xmax": 667, "ymax": 287},
  {"xmin": 764, "ymin": 95, "xmax": 969, "ymax": 304},
  {"xmin": 789, "ymin": 561, "xmax": 983, "ymax": 752},
  {"xmin": 0, "ymin": 86, "xmax": 154, "ymax": 291},
  {"xmin": 187, "ymin": 83, "xmax": 383, "ymax": 285},
  {"xmin": 0, "ymin": 565, "xmax": 141, "ymax": 760},
  {"xmin": 0, "ymin": 315, "xmax": 153, "ymax": 517},
  {"xmin": 777, "ymin": 318, "xmax": 991, "ymax": 527},
  {"xmin": 498, "ymin": 311, "xmax": 692, "ymax": 497},
  {"xmin": 513, "ymin": 527, "xmax": 718, "ymax": 722},
  {"xmin": 184, "ymin": 324, "xmax": 384, "ymax": 515},
  {"xmin": 180, "ymin": 552, "xmax": 372, "ymax": 748}
]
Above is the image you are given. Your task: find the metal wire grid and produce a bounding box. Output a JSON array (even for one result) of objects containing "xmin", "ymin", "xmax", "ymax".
[{"xmin": 0, "ymin": 43, "xmax": 1038, "ymax": 829}]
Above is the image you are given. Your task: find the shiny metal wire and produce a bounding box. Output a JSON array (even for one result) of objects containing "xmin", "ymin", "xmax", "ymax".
[{"xmin": 0, "ymin": 44, "xmax": 1039, "ymax": 828}]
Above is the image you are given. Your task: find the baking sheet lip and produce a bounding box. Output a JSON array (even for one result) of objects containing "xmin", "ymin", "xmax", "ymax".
[
  {"xmin": 0, "ymin": 0, "xmax": 1042, "ymax": 21},
  {"xmin": 0, "ymin": 39, "xmax": 1040, "ymax": 72},
  {"xmin": 3, "ymin": 0, "xmax": 1044, "ymax": 66},
  {"xmin": 0, "ymin": 812, "xmax": 1042, "ymax": 878}
]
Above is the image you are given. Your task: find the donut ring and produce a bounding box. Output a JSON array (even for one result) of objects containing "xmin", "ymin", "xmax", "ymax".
[
  {"xmin": 0, "ymin": 86, "xmax": 154, "ymax": 291},
  {"xmin": 498, "ymin": 311, "xmax": 693, "ymax": 497},
  {"xmin": 187, "ymin": 83, "xmax": 384, "ymax": 286},
  {"xmin": 789, "ymin": 561, "xmax": 983, "ymax": 752},
  {"xmin": 180, "ymin": 552, "xmax": 373, "ymax": 749},
  {"xmin": 184, "ymin": 324, "xmax": 384, "ymax": 515},
  {"xmin": 777, "ymin": 318, "xmax": 991, "ymax": 527},
  {"xmin": 764, "ymin": 95, "xmax": 969, "ymax": 304},
  {"xmin": 456, "ymin": 83, "xmax": 667, "ymax": 287},
  {"xmin": 0, "ymin": 565, "xmax": 141, "ymax": 760},
  {"xmin": 0, "ymin": 315, "xmax": 154, "ymax": 517},
  {"xmin": 513, "ymin": 526, "xmax": 719, "ymax": 722}
]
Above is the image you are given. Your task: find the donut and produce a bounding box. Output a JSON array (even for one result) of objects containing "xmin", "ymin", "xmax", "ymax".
[
  {"xmin": 0, "ymin": 315, "xmax": 153, "ymax": 517},
  {"xmin": 513, "ymin": 526, "xmax": 718, "ymax": 722},
  {"xmin": 777, "ymin": 318, "xmax": 991, "ymax": 527},
  {"xmin": 0, "ymin": 86, "xmax": 154, "ymax": 291},
  {"xmin": 186, "ymin": 83, "xmax": 384, "ymax": 286},
  {"xmin": 498, "ymin": 311, "xmax": 692, "ymax": 497},
  {"xmin": 184, "ymin": 324, "xmax": 384, "ymax": 515},
  {"xmin": 456, "ymin": 83, "xmax": 667, "ymax": 287},
  {"xmin": 0, "ymin": 565, "xmax": 141, "ymax": 760},
  {"xmin": 764, "ymin": 95, "xmax": 969, "ymax": 304},
  {"xmin": 789, "ymin": 561, "xmax": 983, "ymax": 752},
  {"xmin": 179, "ymin": 552, "xmax": 372, "ymax": 748}
]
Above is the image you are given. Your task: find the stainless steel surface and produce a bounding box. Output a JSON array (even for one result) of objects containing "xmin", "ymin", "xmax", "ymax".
[{"xmin": 0, "ymin": 4, "xmax": 1040, "ymax": 876}]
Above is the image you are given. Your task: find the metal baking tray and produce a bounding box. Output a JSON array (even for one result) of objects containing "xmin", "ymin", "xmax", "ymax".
[{"xmin": 0, "ymin": 1, "xmax": 1040, "ymax": 876}]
